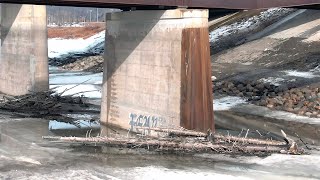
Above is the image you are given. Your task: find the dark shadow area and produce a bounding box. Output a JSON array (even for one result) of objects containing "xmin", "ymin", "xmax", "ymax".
[
  {"xmin": 0, "ymin": 3, "xmax": 21, "ymax": 46},
  {"xmin": 102, "ymin": 11, "xmax": 164, "ymax": 124}
]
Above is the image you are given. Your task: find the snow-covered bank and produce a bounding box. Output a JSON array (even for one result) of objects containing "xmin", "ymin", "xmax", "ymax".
[
  {"xmin": 209, "ymin": 8, "xmax": 293, "ymax": 43},
  {"xmin": 209, "ymin": 8, "xmax": 294, "ymax": 53},
  {"xmin": 48, "ymin": 30, "xmax": 105, "ymax": 59}
]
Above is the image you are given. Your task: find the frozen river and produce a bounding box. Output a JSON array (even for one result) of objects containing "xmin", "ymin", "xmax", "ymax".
[
  {"xmin": 0, "ymin": 117, "xmax": 319, "ymax": 179},
  {"xmin": 0, "ymin": 69, "xmax": 319, "ymax": 179}
]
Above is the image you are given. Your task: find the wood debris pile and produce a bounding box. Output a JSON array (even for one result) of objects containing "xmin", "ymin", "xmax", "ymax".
[
  {"xmin": 0, "ymin": 90, "xmax": 87, "ymax": 116},
  {"xmin": 43, "ymin": 128, "xmax": 305, "ymax": 156}
]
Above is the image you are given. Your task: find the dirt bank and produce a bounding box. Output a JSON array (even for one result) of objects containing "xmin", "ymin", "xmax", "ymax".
[{"xmin": 48, "ymin": 23, "xmax": 105, "ymax": 39}]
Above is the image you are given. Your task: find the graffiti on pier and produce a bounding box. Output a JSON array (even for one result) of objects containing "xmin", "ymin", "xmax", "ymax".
[{"xmin": 129, "ymin": 113, "xmax": 165, "ymax": 130}]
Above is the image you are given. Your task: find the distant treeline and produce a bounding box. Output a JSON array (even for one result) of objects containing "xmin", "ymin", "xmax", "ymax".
[{"xmin": 47, "ymin": 6, "xmax": 119, "ymax": 25}]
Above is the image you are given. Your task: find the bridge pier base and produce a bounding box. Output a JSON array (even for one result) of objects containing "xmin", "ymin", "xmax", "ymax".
[
  {"xmin": 0, "ymin": 4, "xmax": 48, "ymax": 96},
  {"xmin": 101, "ymin": 9, "xmax": 214, "ymax": 133}
]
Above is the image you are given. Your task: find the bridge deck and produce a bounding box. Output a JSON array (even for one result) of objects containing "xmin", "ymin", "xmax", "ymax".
[{"xmin": 1, "ymin": 0, "xmax": 320, "ymax": 9}]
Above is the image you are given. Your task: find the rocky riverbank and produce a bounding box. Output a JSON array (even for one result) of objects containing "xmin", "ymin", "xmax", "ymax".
[{"xmin": 214, "ymin": 79, "xmax": 320, "ymax": 118}]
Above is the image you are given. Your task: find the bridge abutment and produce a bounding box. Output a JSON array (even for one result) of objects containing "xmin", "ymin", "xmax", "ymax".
[
  {"xmin": 101, "ymin": 9, "xmax": 214, "ymax": 133},
  {"xmin": 0, "ymin": 4, "xmax": 48, "ymax": 96}
]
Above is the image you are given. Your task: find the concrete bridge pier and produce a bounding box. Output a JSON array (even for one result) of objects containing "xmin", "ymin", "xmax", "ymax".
[
  {"xmin": 0, "ymin": 4, "xmax": 48, "ymax": 96},
  {"xmin": 101, "ymin": 9, "xmax": 214, "ymax": 133}
]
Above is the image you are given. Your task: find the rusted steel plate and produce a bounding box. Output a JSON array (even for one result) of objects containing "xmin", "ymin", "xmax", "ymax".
[
  {"xmin": 181, "ymin": 27, "xmax": 214, "ymax": 133},
  {"xmin": 1, "ymin": 0, "xmax": 320, "ymax": 9}
]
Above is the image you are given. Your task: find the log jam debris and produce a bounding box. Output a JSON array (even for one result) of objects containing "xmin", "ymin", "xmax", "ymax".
[{"xmin": 43, "ymin": 128, "xmax": 304, "ymax": 156}]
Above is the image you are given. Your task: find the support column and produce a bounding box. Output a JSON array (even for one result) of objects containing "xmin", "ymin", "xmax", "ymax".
[
  {"xmin": 101, "ymin": 9, "xmax": 214, "ymax": 133},
  {"xmin": 0, "ymin": 4, "xmax": 48, "ymax": 96}
]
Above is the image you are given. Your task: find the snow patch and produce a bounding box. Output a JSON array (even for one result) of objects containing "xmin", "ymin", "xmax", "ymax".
[
  {"xmin": 14, "ymin": 156, "xmax": 41, "ymax": 165},
  {"xmin": 50, "ymin": 84, "xmax": 101, "ymax": 98},
  {"xmin": 49, "ymin": 120, "xmax": 100, "ymax": 130},
  {"xmin": 283, "ymin": 70, "xmax": 319, "ymax": 78},
  {"xmin": 214, "ymin": 96, "xmax": 247, "ymax": 111},
  {"xmin": 258, "ymin": 77, "xmax": 285, "ymax": 86},
  {"xmin": 233, "ymin": 104, "xmax": 320, "ymax": 125},
  {"xmin": 50, "ymin": 72, "xmax": 103, "ymax": 85},
  {"xmin": 209, "ymin": 8, "xmax": 292, "ymax": 43},
  {"xmin": 48, "ymin": 31, "xmax": 105, "ymax": 59}
]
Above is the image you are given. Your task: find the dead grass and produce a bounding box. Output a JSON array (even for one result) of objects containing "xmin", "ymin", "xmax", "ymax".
[{"xmin": 48, "ymin": 22, "xmax": 105, "ymax": 39}]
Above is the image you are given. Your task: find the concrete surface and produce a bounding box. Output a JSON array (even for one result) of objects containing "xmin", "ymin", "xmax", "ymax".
[
  {"xmin": 0, "ymin": 4, "xmax": 48, "ymax": 96},
  {"xmin": 101, "ymin": 9, "xmax": 213, "ymax": 133}
]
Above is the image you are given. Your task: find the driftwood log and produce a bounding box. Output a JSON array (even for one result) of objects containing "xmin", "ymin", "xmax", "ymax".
[
  {"xmin": 42, "ymin": 134, "xmax": 292, "ymax": 155},
  {"xmin": 136, "ymin": 127, "xmax": 286, "ymax": 146}
]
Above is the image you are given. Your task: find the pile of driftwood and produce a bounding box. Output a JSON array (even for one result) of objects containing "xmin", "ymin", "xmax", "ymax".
[
  {"xmin": 43, "ymin": 128, "xmax": 304, "ymax": 156},
  {"xmin": 0, "ymin": 90, "xmax": 88, "ymax": 116}
]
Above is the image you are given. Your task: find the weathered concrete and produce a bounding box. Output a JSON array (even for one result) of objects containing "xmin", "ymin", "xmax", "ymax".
[
  {"xmin": 101, "ymin": 9, "xmax": 213, "ymax": 133},
  {"xmin": 0, "ymin": 4, "xmax": 48, "ymax": 96}
]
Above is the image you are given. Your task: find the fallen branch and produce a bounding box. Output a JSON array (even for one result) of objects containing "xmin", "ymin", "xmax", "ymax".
[{"xmin": 214, "ymin": 134, "xmax": 286, "ymax": 146}]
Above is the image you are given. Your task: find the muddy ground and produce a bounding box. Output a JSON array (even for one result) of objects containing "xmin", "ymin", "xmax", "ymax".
[{"xmin": 48, "ymin": 23, "xmax": 105, "ymax": 39}]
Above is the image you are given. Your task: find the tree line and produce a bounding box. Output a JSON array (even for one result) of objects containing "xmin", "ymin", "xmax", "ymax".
[{"xmin": 47, "ymin": 6, "xmax": 119, "ymax": 26}]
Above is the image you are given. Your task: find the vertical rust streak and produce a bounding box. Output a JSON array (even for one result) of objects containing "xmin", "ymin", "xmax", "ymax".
[
  {"xmin": 200, "ymin": 27, "xmax": 214, "ymax": 132},
  {"xmin": 181, "ymin": 27, "xmax": 214, "ymax": 133},
  {"xmin": 192, "ymin": 29, "xmax": 204, "ymax": 131},
  {"xmin": 181, "ymin": 28, "xmax": 191, "ymax": 129}
]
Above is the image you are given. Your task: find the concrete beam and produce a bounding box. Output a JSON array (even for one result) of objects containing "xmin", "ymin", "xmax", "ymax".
[
  {"xmin": 0, "ymin": 4, "xmax": 48, "ymax": 96},
  {"xmin": 101, "ymin": 9, "xmax": 214, "ymax": 133}
]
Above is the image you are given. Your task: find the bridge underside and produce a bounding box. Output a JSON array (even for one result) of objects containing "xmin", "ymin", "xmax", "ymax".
[{"xmin": 1, "ymin": 0, "xmax": 320, "ymax": 9}]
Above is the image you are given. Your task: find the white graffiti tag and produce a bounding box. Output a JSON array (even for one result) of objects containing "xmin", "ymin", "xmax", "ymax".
[{"xmin": 129, "ymin": 113, "xmax": 165, "ymax": 130}]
